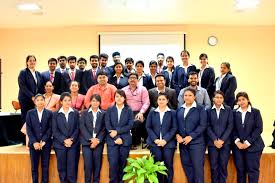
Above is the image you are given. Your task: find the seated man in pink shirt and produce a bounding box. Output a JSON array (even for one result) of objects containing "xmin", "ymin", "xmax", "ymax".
[
  {"xmin": 122, "ymin": 73, "xmax": 150, "ymax": 150},
  {"xmin": 84, "ymin": 72, "xmax": 117, "ymax": 110}
]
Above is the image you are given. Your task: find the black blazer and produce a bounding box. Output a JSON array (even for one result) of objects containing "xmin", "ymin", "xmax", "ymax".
[
  {"xmin": 172, "ymin": 65, "xmax": 197, "ymax": 95},
  {"xmin": 207, "ymin": 105, "xmax": 233, "ymax": 146},
  {"xmin": 176, "ymin": 104, "xmax": 207, "ymax": 145},
  {"xmin": 198, "ymin": 67, "xmax": 215, "ymax": 98},
  {"xmin": 18, "ymin": 68, "xmax": 43, "ymax": 101},
  {"xmin": 26, "ymin": 108, "xmax": 53, "ymax": 148},
  {"xmin": 63, "ymin": 69, "xmax": 83, "ymax": 93},
  {"xmin": 105, "ymin": 105, "xmax": 134, "ymax": 146},
  {"xmin": 148, "ymin": 87, "xmax": 178, "ymax": 110},
  {"xmin": 140, "ymin": 74, "xmax": 154, "ymax": 90},
  {"xmin": 109, "ymin": 75, "xmax": 129, "ymax": 89},
  {"xmin": 81, "ymin": 69, "xmax": 99, "ymax": 94},
  {"xmin": 214, "ymin": 73, "xmax": 237, "ymax": 108},
  {"xmin": 41, "ymin": 71, "xmax": 64, "ymax": 94},
  {"xmin": 233, "ymin": 107, "xmax": 265, "ymax": 152},
  {"xmin": 146, "ymin": 109, "xmax": 177, "ymax": 148},
  {"xmin": 79, "ymin": 109, "xmax": 106, "ymax": 146},
  {"xmin": 161, "ymin": 69, "xmax": 175, "ymax": 88},
  {"xmin": 52, "ymin": 109, "xmax": 80, "ymax": 149}
]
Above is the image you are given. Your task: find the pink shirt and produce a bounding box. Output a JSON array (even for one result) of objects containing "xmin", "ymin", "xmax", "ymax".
[
  {"xmin": 71, "ymin": 94, "xmax": 85, "ymax": 111},
  {"xmin": 44, "ymin": 94, "xmax": 60, "ymax": 112},
  {"xmin": 122, "ymin": 85, "xmax": 150, "ymax": 114},
  {"xmin": 84, "ymin": 84, "xmax": 117, "ymax": 110}
]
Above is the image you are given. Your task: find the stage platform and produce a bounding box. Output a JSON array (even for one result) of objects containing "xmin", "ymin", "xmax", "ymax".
[{"xmin": 0, "ymin": 143, "xmax": 275, "ymax": 183}]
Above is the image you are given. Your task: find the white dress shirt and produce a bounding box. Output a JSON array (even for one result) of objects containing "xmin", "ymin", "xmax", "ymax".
[
  {"xmin": 154, "ymin": 106, "xmax": 171, "ymax": 139},
  {"xmin": 58, "ymin": 107, "xmax": 74, "ymax": 122},
  {"xmin": 37, "ymin": 109, "xmax": 44, "ymax": 123},
  {"xmin": 116, "ymin": 105, "xmax": 124, "ymax": 122},
  {"xmin": 215, "ymin": 73, "xmax": 226, "ymax": 91},
  {"xmin": 88, "ymin": 108, "xmax": 101, "ymax": 138},
  {"xmin": 182, "ymin": 102, "xmax": 197, "ymax": 118},
  {"xmin": 212, "ymin": 104, "xmax": 225, "ymax": 119},
  {"xmin": 179, "ymin": 63, "xmax": 192, "ymax": 73},
  {"xmin": 30, "ymin": 70, "xmax": 37, "ymax": 84}
]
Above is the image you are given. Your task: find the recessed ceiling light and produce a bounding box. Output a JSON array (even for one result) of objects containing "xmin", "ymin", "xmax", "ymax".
[
  {"xmin": 235, "ymin": 0, "xmax": 260, "ymax": 10},
  {"xmin": 17, "ymin": 3, "xmax": 41, "ymax": 11}
]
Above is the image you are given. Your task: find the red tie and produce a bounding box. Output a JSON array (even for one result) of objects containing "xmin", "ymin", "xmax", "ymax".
[
  {"xmin": 71, "ymin": 71, "xmax": 75, "ymax": 81},
  {"xmin": 93, "ymin": 70, "xmax": 96, "ymax": 79},
  {"xmin": 50, "ymin": 73, "xmax": 54, "ymax": 82}
]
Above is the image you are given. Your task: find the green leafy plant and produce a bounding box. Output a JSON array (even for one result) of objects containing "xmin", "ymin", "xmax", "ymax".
[{"xmin": 123, "ymin": 154, "xmax": 168, "ymax": 183}]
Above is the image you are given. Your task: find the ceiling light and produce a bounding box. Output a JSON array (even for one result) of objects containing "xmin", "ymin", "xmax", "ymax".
[
  {"xmin": 235, "ymin": 0, "xmax": 260, "ymax": 10},
  {"xmin": 17, "ymin": 3, "xmax": 41, "ymax": 11}
]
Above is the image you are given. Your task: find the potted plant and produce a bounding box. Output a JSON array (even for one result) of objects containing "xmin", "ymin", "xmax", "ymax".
[{"xmin": 123, "ymin": 154, "xmax": 167, "ymax": 183}]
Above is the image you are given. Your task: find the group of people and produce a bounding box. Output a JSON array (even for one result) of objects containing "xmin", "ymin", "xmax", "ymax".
[{"xmin": 18, "ymin": 50, "xmax": 264, "ymax": 183}]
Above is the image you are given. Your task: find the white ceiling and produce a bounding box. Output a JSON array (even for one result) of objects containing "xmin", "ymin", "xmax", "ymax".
[{"xmin": 0, "ymin": 0, "xmax": 274, "ymax": 28}]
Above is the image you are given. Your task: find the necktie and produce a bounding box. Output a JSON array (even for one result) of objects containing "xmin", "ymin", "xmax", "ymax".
[
  {"xmin": 50, "ymin": 73, "xmax": 54, "ymax": 82},
  {"xmin": 93, "ymin": 70, "xmax": 96, "ymax": 79},
  {"xmin": 71, "ymin": 71, "xmax": 75, "ymax": 81}
]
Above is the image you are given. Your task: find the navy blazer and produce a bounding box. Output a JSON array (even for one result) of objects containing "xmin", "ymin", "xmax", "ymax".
[
  {"xmin": 148, "ymin": 87, "xmax": 178, "ymax": 110},
  {"xmin": 141, "ymin": 74, "xmax": 155, "ymax": 90},
  {"xmin": 79, "ymin": 109, "xmax": 106, "ymax": 146},
  {"xmin": 176, "ymin": 104, "xmax": 207, "ymax": 145},
  {"xmin": 214, "ymin": 73, "xmax": 237, "ymax": 108},
  {"xmin": 63, "ymin": 69, "xmax": 83, "ymax": 93},
  {"xmin": 81, "ymin": 69, "xmax": 99, "ymax": 94},
  {"xmin": 109, "ymin": 75, "xmax": 129, "ymax": 89},
  {"xmin": 172, "ymin": 65, "xmax": 197, "ymax": 95},
  {"xmin": 161, "ymin": 69, "xmax": 175, "ymax": 88},
  {"xmin": 233, "ymin": 107, "xmax": 265, "ymax": 152},
  {"xmin": 207, "ymin": 105, "xmax": 233, "ymax": 146},
  {"xmin": 198, "ymin": 67, "xmax": 215, "ymax": 98},
  {"xmin": 41, "ymin": 71, "xmax": 64, "ymax": 95},
  {"xmin": 146, "ymin": 109, "xmax": 177, "ymax": 148},
  {"xmin": 105, "ymin": 105, "xmax": 134, "ymax": 146},
  {"xmin": 52, "ymin": 109, "xmax": 80, "ymax": 149},
  {"xmin": 18, "ymin": 68, "xmax": 43, "ymax": 101},
  {"xmin": 26, "ymin": 108, "xmax": 53, "ymax": 148}
]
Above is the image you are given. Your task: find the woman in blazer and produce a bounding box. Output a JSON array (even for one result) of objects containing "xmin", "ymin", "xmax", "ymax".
[
  {"xmin": 176, "ymin": 87, "xmax": 207, "ymax": 183},
  {"xmin": 18, "ymin": 55, "xmax": 43, "ymax": 123},
  {"xmin": 214, "ymin": 62, "xmax": 237, "ymax": 109},
  {"xmin": 161, "ymin": 56, "xmax": 175, "ymax": 88},
  {"xmin": 52, "ymin": 92, "xmax": 80, "ymax": 183},
  {"xmin": 80, "ymin": 94, "xmax": 106, "ymax": 183},
  {"xmin": 207, "ymin": 90, "xmax": 233, "ymax": 183},
  {"xmin": 172, "ymin": 50, "xmax": 197, "ymax": 96},
  {"xmin": 26, "ymin": 94, "xmax": 52, "ymax": 183},
  {"xmin": 232, "ymin": 92, "xmax": 265, "ymax": 183},
  {"xmin": 135, "ymin": 60, "xmax": 154, "ymax": 90},
  {"xmin": 146, "ymin": 93, "xmax": 177, "ymax": 183},
  {"xmin": 197, "ymin": 53, "xmax": 215, "ymax": 99},
  {"xmin": 105, "ymin": 89, "xmax": 134, "ymax": 183},
  {"xmin": 109, "ymin": 62, "xmax": 128, "ymax": 89}
]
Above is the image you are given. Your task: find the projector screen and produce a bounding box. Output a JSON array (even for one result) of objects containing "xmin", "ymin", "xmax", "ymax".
[{"xmin": 99, "ymin": 32, "xmax": 186, "ymax": 72}]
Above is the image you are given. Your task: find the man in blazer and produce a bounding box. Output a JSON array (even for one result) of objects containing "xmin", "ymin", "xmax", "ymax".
[
  {"xmin": 63, "ymin": 56, "xmax": 83, "ymax": 93},
  {"xmin": 80, "ymin": 108, "xmax": 106, "ymax": 183},
  {"xmin": 56, "ymin": 56, "xmax": 68, "ymax": 73},
  {"xmin": 81, "ymin": 55, "xmax": 100, "ymax": 94},
  {"xmin": 41, "ymin": 58, "xmax": 65, "ymax": 95},
  {"xmin": 26, "ymin": 106, "xmax": 52, "ymax": 183},
  {"xmin": 148, "ymin": 74, "xmax": 178, "ymax": 110}
]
